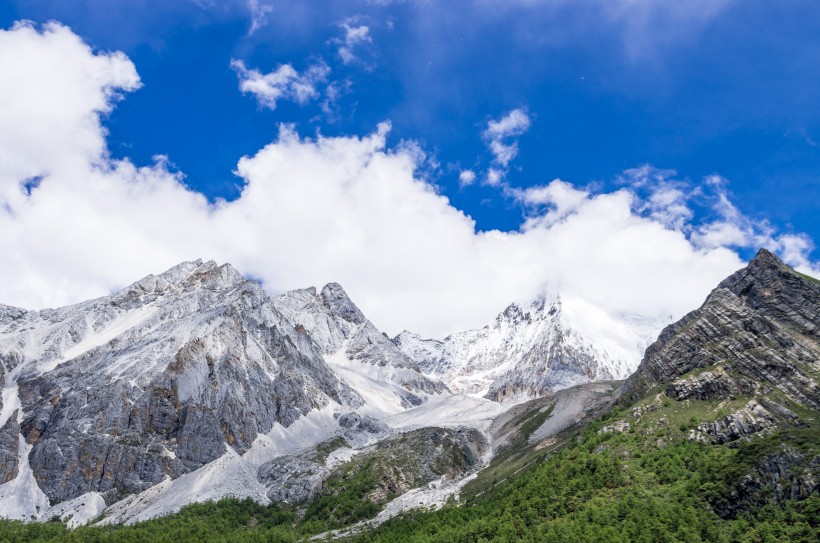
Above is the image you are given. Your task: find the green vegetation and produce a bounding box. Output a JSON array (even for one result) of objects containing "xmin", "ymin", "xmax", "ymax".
[
  {"xmin": 316, "ymin": 436, "xmax": 350, "ymax": 465},
  {"xmin": 0, "ymin": 499, "xmax": 301, "ymax": 542},
  {"xmin": 303, "ymin": 456, "xmax": 383, "ymax": 530},
  {"xmin": 352, "ymin": 402, "xmax": 819, "ymax": 543}
]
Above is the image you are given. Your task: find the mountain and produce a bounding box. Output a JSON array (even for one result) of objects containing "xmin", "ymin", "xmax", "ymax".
[
  {"xmin": 272, "ymin": 284, "xmax": 447, "ymax": 416},
  {"xmin": 395, "ymin": 294, "xmax": 667, "ymax": 402},
  {"xmin": 0, "ymin": 260, "xmax": 455, "ymax": 524},
  {"xmin": 329, "ymin": 250, "xmax": 819, "ymax": 541},
  {"xmin": 0, "ymin": 251, "xmax": 820, "ymax": 543}
]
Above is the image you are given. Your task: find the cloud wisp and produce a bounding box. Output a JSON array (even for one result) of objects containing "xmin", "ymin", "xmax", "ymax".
[
  {"xmin": 231, "ymin": 59, "xmax": 331, "ymax": 110},
  {"xmin": 336, "ymin": 18, "xmax": 372, "ymax": 65},
  {"xmin": 247, "ymin": 0, "xmax": 273, "ymax": 35},
  {"xmin": 1, "ymin": 22, "xmax": 817, "ymax": 339},
  {"xmin": 481, "ymin": 108, "xmax": 531, "ymax": 185}
]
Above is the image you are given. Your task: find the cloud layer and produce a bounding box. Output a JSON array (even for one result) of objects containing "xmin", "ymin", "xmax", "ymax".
[{"xmin": 1, "ymin": 22, "xmax": 816, "ymax": 339}]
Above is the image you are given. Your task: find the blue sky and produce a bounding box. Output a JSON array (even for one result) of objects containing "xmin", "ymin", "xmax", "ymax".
[
  {"xmin": 0, "ymin": 1, "xmax": 818, "ymax": 335},
  {"xmin": 4, "ymin": 0, "xmax": 819, "ymax": 239}
]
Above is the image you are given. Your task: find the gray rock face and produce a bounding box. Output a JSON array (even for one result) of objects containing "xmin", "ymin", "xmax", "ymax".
[
  {"xmin": 0, "ymin": 415, "xmax": 19, "ymax": 484},
  {"xmin": 622, "ymin": 249, "xmax": 820, "ymax": 409},
  {"xmin": 714, "ymin": 447, "xmax": 820, "ymax": 519},
  {"xmin": 258, "ymin": 455, "xmax": 325, "ymax": 504},
  {"xmin": 273, "ymin": 284, "xmax": 447, "ymax": 399},
  {"xmin": 665, "ymin": 367, "xmax": 752, "ymax": 401},
  {"xmin": 0, "ymin": 260, "xmax": 361, "ymax": 505},
  {"xmin": 688, "ymin": 399, "xmax": 799, "ymax": 444}
]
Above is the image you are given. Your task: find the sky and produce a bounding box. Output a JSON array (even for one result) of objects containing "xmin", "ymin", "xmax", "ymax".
[{"xmin": 0, "ymin": 0, "xmax": 818, "ymax": 338}]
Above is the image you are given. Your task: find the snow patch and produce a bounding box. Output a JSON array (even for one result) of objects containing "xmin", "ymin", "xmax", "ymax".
[
  {"xmin": 325, "ymin": 348, "xmax": 410, "ymax": 418},
  {"xmin": 100, "ymin": 444, "xmax": 269, "ymax": 525},
  {"xmin": 386, "ymin": 393, "xmax": 507, "ymax": 435},
  {"xmin": 46, "ymin": 492, "xmax": 106, "ymax": 528},
  {"xmin": 243, "ymin": 404, "xmax": 341, "ymax": 465},
  {"xmin": 45, "ymin": 305, "xmax": 160, "ymax": 374},
  {"xmin": 0, "ymin": 435, "xmax": 51, "ymax": 520}
]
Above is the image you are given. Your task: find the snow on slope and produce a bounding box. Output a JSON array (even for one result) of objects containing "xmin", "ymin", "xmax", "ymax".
[
  {"xmin": 99, "ymin": 445, "xmax": 270, "ymax": 525},
  {"xmin": 0, "ymin": 436, "xmax": 50, "ymax": 520},
  {"xmin": 385, "ymin": 393, "xmax": 506, "ymax": 436},
  {"xmin": 396, "ymin": 294, "xmax": 669, "ymax": 402}
]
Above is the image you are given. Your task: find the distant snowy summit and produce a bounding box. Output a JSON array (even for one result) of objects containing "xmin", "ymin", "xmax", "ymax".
[{"xmin": 395, "ymin": 294, "xmax": 668, "ymax": 403}]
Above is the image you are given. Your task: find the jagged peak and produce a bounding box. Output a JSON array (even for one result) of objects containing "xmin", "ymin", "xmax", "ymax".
[
  {"xmin": 320, "ymin": 282, "xmax": 366, "ymax": 325},
  {"xmin": 124, "ymin": 260, "xmax": 248, "ymax": 299},
  {"xmin": 718, "ymin": 248, "xmax": 817, "ymax": 297},
  {"xmin": 157, "ymin": 259, "xmax": 208, "ymax": 283}
]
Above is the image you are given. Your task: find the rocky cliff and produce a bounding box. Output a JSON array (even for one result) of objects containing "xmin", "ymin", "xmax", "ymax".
[{"xmin": 621, "ymin": 249, "xmax": 819, "ymax": 410}]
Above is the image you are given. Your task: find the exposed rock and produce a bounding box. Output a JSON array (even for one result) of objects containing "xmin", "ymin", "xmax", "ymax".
[
  {"xmin": 273, "ymin": 285, "xmax": 446, "ymax": 398},
  {"xmin": 665, "ymin": 367, "xmax": 752, "ymax": 401},
  {"xmin": 688, "ymin": 399, "xmax": 798, "ymax": 444},
  {"xmin": 258, "ymin": 456, "xmax": 325, "ymax": 504},
  {"xmin": 622, "ymin": 249, "xmax": 820, "ymax": 409},
  {"xmin": 0, "ymin": 414, "xmax": 19, "ymax": 484},
  {"xmin": 0, "ymin": 260, "xmax": 361, "ymax": 506},
  {"xmin": 713, "ymin": 446, "xmax": 820, "ymax": 518},
  {"xmin": 598, "ymin": 421, "xmax": 630, "ymax": 434}
]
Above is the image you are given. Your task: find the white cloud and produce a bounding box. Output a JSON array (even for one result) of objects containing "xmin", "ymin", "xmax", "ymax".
[
  {"xmin": 337, "ymin": 19, "xmax": 372, "ymax": 64},
  {"xmin": 247, "ymin": 0, "xmax": 273, "ymax": 35},
  {"xmin": 480, "ymin": 108, "xmax": 531, "ymax": 184},
  {"xmin": 231, "ymin": 59, "xmax": 330, "ymax": 110},
  {"xmin": 510, "ymin": 179, "xmax": 589, "ymax": 228},
  {"xmin": 0, "ymin": 23, "xmax": 816, "ymax": 340},
  {"xmin": 484, "ymin": 108, "xmax": 531, "ymax": 141},
  {"xmin": 458, "ymin": 169, "xmax": 476, "ymax": 187},
  {"xmin": 485, "ymin": 168, "xmax": 504, "ymax": 187}
]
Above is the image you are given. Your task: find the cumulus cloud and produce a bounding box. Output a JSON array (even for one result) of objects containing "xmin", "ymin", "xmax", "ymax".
[
  {"xmin": 231, "ymin": 59, "xmax": 330, "ymax": 110},
  {"xmin": 458, "ymin": 169, "xmax": 476, "ymax": 187},
  {"xmin": 0, "ymin": 23, "xmax": 816, "ymax": 339},
  {"xmin": 510, "ymin": 180, "xmax": 590, "ymax": 228}
]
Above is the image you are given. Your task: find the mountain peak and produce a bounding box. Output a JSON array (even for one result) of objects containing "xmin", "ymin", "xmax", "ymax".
[{"xmin": 320, "ymin": 282, "xmax": 366, "ymax": 325}]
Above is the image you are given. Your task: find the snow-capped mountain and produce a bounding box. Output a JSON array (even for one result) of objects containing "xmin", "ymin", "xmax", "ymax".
[
  {"xmin": 0, "ymin": 260, "xmax": 451, "ymax": 523},
  {"xmin": 395, "ymin": 294, "xmax": 667, "ymax": 402}
]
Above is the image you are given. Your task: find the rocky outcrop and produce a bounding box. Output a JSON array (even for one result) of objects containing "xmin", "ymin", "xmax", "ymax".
[
  {"xmin": 665, "ymin": 367, "xmax": 752, "ymax": 401},
  {"xmin": 713, "ymin": 446, "xmax": 820, "ymax": 519},
  {"xmin": 0, "ymin": 415, "xmax": 19, "ymax": 484},
  {"xmin": 688, "ymin": 399, "xmax": 799, "ymax": 444},
  {"xmin": 621, "ymin": 249, "xmax": 820, "ymax": 409},
  {"xmin": 258, "ymin": 455, "xmax": 326, "ymax": 504}
]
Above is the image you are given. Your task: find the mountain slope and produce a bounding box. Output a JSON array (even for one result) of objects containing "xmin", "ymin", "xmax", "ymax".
[
  {"xmin": 273, "ymin": 284, "xmax": 447, "ymax": 416},
  {"xmin": 622, "ymin": 248, "xmax": 819, "ymax": 410},
  {"xmin": 0, "ymin": 261, "xmax": 491, "ymax": 526}
]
